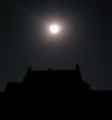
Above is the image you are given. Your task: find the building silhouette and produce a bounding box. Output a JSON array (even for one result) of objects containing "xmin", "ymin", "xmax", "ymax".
[{"xmin": 5, "ymin": 64, "xmax": 93, "ymax": 97}]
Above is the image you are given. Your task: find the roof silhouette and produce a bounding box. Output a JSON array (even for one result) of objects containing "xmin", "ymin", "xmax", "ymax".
[
  {"xmin": 2, "ymin": 64, "xmax": 112, "ymax": 97},
  {"xmin": 5, "ymin": 64, "xmax": 93, "ymax": 97}
]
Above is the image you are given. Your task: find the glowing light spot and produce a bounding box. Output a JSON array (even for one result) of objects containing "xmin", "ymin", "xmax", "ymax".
[{"xmin": 49, "ymin": 24, "xmax": 60, "ymax": 34}]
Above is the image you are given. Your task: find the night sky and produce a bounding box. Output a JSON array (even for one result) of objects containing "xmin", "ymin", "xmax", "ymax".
[{"xmin": 0, "ymin": 0, "xmax": 112, "ymax": 90}]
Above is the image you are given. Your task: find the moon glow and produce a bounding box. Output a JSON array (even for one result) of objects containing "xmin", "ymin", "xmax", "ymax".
[{"xmin": 49, "ymin": 24, "xmax": 60, "ymax": 35}]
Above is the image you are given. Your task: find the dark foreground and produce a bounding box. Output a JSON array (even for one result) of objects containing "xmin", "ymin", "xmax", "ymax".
[{"xmin": 1, "ymin": 64, "xmax": 112, "ymax": 98}]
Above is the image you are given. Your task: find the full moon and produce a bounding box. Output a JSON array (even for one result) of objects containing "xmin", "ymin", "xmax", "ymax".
[{"xmin": 49, "ymin": 24, "xmax": 60, "ymax": 34}]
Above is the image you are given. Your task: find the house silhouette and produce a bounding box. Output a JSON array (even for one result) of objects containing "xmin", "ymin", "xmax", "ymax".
[{"xmin": 5, "ymin": 64, "xmax": 92, "ymax": 97}]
